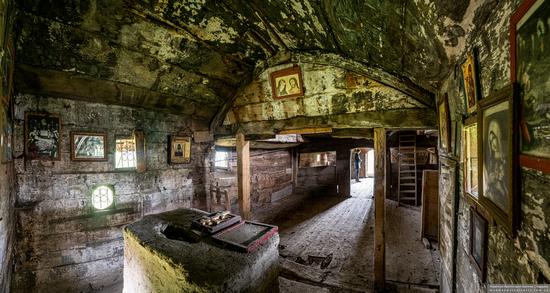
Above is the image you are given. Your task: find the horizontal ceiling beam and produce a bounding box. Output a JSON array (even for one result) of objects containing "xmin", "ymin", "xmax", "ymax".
[
  {"xmin": 15, "ymin": 65, "xmax": 214, "ymax": 120},
  {"xmin": 217, "ymin": 108, "xmax": 436, "ymax": 137}
]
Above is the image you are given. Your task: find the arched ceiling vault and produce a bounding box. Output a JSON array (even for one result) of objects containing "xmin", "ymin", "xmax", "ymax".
[{"xmin": 14, "ymin": 0, "xmax": 492, "ymax": 125}]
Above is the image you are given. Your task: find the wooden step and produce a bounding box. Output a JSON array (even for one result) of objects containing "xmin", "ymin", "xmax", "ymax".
[
  {"xmin": 399, "ymin": 196, "xmax": 416, "ymax": 200},
  {"xmin": 400, "ymin": 190, "xmax": 417, "ymax": 194},
  {"xmin": 400, "ymin": 176, "xmax": 415, "ymax": 180},
  {"xmin": 400, "ymin": 183, "xmax": 416, "ymax": 186},
  {"xmin": 400, "ymin": 163, "xmax": 415, "ymax": 166}
]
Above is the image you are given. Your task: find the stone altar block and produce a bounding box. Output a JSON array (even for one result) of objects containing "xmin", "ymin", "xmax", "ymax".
[{"xmin": 123, "ymin": 208, "xmax": 279, "ymax": 293}]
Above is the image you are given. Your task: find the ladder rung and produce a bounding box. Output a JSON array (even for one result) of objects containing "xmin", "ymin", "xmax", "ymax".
[
  {"xmin": 399, "ymin": 140, "xmax": 415, "ymax": 143},
  {"xmin": 399, "ymin": 196, "xmax": 416, "ymax": 200},
  {"xmin": 400, "ymin": 170, "xmax": 415, "ymax": 173},
  {"xmin": 400, "ymin": 190, "xmax": 416, "ymax": 193},
  {"xmin": 400, "ymin": 183, "xmax": 416, "ymax": 186},
  {"xmin": 400, "ymin": 163, "xmax": 415, "ymax": 166},
  {"xmin": 401, "ymin": 177, "xmax": 415, "ymax": 179}
]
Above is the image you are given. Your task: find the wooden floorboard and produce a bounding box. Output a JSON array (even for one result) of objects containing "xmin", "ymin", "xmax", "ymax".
[{"xmin": 253, "ymin": 178, "xmax": 440, "ymax": 292}]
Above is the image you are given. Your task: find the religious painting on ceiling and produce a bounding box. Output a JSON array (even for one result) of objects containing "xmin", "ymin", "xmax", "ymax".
[
  {"xmin": 270, "ymin": 65, "xmax": 304, "ymax": 99},
  {"xmin": 25, "ymin": 112, "xmax": 61, "ymax": 160},
  {"xmin": 511, "ymin": 0, "xmax": 550, "ymax": 173}
]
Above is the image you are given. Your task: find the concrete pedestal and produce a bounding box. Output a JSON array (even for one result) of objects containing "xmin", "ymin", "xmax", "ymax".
[{"xmin": 123, "ymin": 208, "xmax": 279, "ymax": 293}]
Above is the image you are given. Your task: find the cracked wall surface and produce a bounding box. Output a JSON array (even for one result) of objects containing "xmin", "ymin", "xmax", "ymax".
[
  {"xmin": 11, "ymin": 94, "xmax": 211, "ymax": 292},
  {"xmin": 221, "ymin": 62, "xmax": 435, "ymax": 135},
  {"xmin": 437, "ymin": 0, "xmax": 550, "ymax": 292}
]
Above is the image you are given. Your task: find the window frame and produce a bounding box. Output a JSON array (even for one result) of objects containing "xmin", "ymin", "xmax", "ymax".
[
  {"xmin": 89, "ymin": 184, "xmax": 116, "ymax": 212},
  {"xmin": 214, "ymin": 149, "xmax": 230, "ymax": 170},
  {"xmin": 114, "ymin": 136, "xmax": 137, "ymax": 170}
]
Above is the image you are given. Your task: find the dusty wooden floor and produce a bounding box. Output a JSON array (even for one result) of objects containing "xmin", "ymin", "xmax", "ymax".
[
  {"xmin": 254, "ymin": 178, "xmax": 440, "ymax": 293},
  {"xmin": 106, "ymin": 179, "xmax": 440, "ymax": 293}
]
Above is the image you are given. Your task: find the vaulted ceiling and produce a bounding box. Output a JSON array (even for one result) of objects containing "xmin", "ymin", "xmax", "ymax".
[{"xmin": 14, "ymin": 0, "xmax": 488, "ymax": 122}]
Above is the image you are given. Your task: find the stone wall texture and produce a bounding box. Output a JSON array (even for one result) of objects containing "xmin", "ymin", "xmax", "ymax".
[
  {"xmin": 11, "ymin": 94, "xmax": 209, "ymax": 292},
  {"xmin": 438, "ymin": 0, "xmax": 550, "ymax": 292}
]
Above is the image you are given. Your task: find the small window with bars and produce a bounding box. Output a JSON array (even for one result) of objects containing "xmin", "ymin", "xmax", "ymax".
[
  {"xmin": 91, "ymin": 185, "xmax": 115, "ymax": 210},
  {"xmin": 115, "ymin": 138, "xmax": 136, "ymax": 169}
]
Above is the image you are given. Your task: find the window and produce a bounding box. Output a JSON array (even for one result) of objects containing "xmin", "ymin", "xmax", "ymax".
[
  {"xmin": 299, "ymin": 151, "xmax": 336, "ymax": 168},
  {"xmin": 115, "ymin": 138, "xmax": 136, "ymax": 169},
  {"xmin": 91, "ymin": 185, "xmax": 115, "ymax": 210},
  {"xmin": 215, "ymin": 150, "xmax": 230, "ymax": 169},
  {"xmin": 464, "ymin": 123, "xmax": 478, "ymax": 198}
]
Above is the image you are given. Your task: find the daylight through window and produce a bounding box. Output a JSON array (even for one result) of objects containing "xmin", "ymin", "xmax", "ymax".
[
  {"xmin": 215, "ymin": 150, "xmax": 230, "ymax": 169},
  {"xmin": 115, "ymin": 138, "xmax": 136, "ymax": 169},
  {"xmin": 91, "ymin": 185, "xmax": 114, "ymax": 210}
]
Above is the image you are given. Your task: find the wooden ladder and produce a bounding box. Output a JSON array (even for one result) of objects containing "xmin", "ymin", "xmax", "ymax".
[{"xmin": 397, "ymin": 131, "xmax": 417, "ymax": 206}]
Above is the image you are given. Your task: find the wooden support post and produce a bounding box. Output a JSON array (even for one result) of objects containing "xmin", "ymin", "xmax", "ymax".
[
  {"xmin": 374, "ymin": 128, "xmax": 386, "ymax": 292},
  {"xmin": 236, "ymin": 132, "xmax": 251, "ymax": 220},
  {"xmin": 336, "ymin": 147, "xmax": 351, "ymax": 197},
  {"xmin": 292, "ymin": 148, "xmax": 299, "ymax": 192},
  {"xmin": 134, "ymin": 130, "xmax": 146, "ymax": 173}
]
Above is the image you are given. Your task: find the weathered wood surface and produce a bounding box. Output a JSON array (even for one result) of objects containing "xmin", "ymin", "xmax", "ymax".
[
  {"xmin": 336, "ymin": 147, "xmax": 351, "ymax": 197},
  {"xmin": 217, "ymin": 109, "xmax": 436, "ymax": 136},
  {"xmin": 236, "ymin": 132, "xmax": 251, "ymax": 220},
  {"xmin": 15, "ymin": 65, "xmax": 214, "ymax": 120},
  {"xmin": 332, "ymin": 128, "xmax": 374, "ymax": 139},
  {"xmin": 134, "ymin": 130, "xmax": 146, "ymax": 173},
  {"xmin": 421, "ymin": 170, "xmax": 439, "ymax": 240},
  {"xmin": 253, "ymin": 179, "xmax": 440, "ymax": 291},
  {"xmin": 373, "ymin": 128, "xmax": 386, "ymax": 291}
]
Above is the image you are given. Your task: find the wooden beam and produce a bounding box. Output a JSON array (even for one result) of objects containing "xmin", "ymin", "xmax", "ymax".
[
  {"xmin": 291, "ymin": 148, "xmax": 299, "ymax": 192},
  {"xmin": 336, "ymin": 147, "xmax": 351, "ymax": 197},
  {"xmin": 332, "ymin": 128, "xmax": 374, "ymax": 139},
  {"xmin": 236, "ymin": 132, "xmax": 251, "ymax": 220},
  {"xmin": 216, "ymin": 109, "xmax": 436, "ymax": 137},
  {"xmin": 278, "ymin": 127, "xmax": 332, "ymax": 135},
  {"xmin": 298, "ymin": 138, "xmax": 373, "ymax": 153},
  {"xmin": 374, "ymin": 128, "xmax": 386, "ymax": 292},
  {"xmin": 134, "ymin": 130, "xmax": 146, "ymax": 173},
  {"xmin": 15, "ymin": 65, "xmax": 214, "ymax": 120}
]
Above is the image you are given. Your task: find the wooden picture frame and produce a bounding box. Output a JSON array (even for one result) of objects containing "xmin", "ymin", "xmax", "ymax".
[
  {"xmin": 25, "ymin": 112, "xmax": 61, "ymax": 161},
  {"xmin": 70, "ymin": 132, "xmax": 108, "ymax": 161},
  {"xmin": 169, "ymin": 136, "xmax": 191, "ymax": 164},
  {"xmin": 510, "ymin": 0, "xmax": 550, "ymax": 173},
  {"xmin": 270, "ymin": 65, "xmax": 304, "ymax": 99},
  {"xmin": 477, "ymin": 85, "xmax": 519, "ymax": 235},
  {"xmin": 462, "ymin": 116, "xmax": 479, "ymax": 204},
  {"xmin": 438, "ymin": 93, "xmax": 451, "ymax": 154},
  {"xmin": 461, "ymin": 50, "xmax": 481, "ymax": 115},
  {"xmin": 469, "ymin": 207, "xmax": 488, "ymax": 282}
]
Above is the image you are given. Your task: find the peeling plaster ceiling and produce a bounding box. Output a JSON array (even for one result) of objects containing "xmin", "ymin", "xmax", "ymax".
[{"xmin": 14, "ymin": 0, "xmax": 490, "ymax": 121}]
